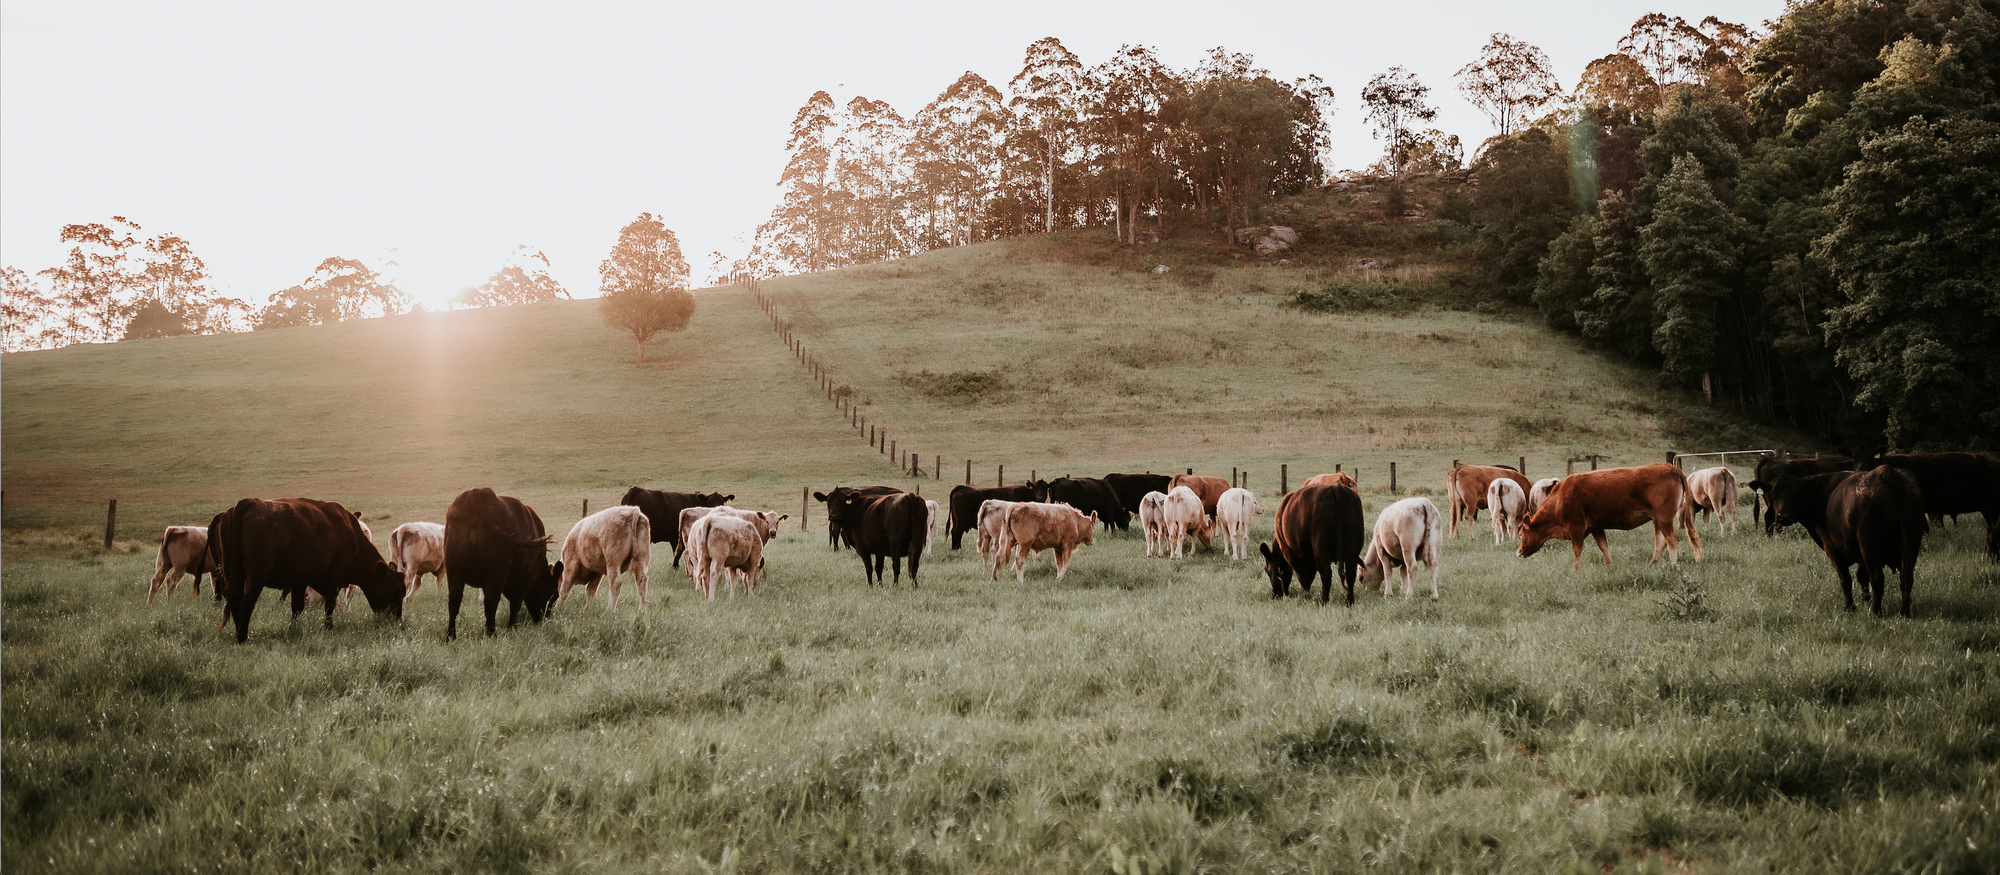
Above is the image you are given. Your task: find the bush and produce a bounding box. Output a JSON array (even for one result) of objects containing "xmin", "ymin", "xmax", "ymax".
[{"xmin": 896, "ymin": 369, "xmax": 1009, "ymax": 404}]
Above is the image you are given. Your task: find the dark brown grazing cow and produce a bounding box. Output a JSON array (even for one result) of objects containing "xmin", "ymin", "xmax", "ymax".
[
  {"xmin": 1853, "ymin": 451, "xmax": 2000, "ymax": 558},
  {"xmin": 1769, "ymin": 468, "xmax": 1927, "ymax": 616},
  {"xmin": 1258, "ymin": 483, "xmax": 1365, "ymax": 604},
  {"xmin": 822, "ymin": 490, "xmax": 927, "ymax": 586},
  {"xmin": 816, "ymin": 485, "xmax": 903, "ymax": 549},
  {"xmin": 445, "ymin": 487, "xmax": 563, "ymax": 639},
  {"xmin": 619, "ymin": 487, "xmax": 733, "ymax": 566},
  {"xmin": 1169, "ymin": 474, "xmax": 1232, "ymax": 523},
  {"xmin": 210, "ymin": 498, "xmax": 404, "ymax": 643},
  {"xmin": 1746, "ymin": 452, "xmax": 1855, "ymax": 535},
  {"xmin": 1517, "ymin": 464, "xmax": 1703, "ymax": 571},
  {"xmin": 1104, "ymin": 473, "xmax": 1172, "ymax": 515},
  {"xmin": 1446, "ymin": 464, "xmax": 1532, "ymax": 538},
  {"xmin": 1037, "ymin": 477, "xmax": 1131, "ymax": 531},
  {"xmin": 947, "ymin": 484, "xmax": 1037, "ymax": 550}
]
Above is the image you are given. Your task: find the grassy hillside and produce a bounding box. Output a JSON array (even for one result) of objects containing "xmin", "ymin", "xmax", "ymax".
[{"xmin": 7, "ymin": 226, "xmax": 1993, "ymax": 874}]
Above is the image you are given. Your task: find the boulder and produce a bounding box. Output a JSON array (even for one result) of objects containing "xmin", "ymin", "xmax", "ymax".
[
  {"xmin": 1151, "ymin": 264, "xmax": 1173, "ymax": 274},
  {"xmin": 1347, "ymin": 257, "xmax": 1391, "ymax": 270},
  {"xmin": 1265, "ymin": 226, "xmax": 1299, "ymax": 245}
]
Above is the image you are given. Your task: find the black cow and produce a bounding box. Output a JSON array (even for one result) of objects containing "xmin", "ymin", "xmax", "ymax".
[
  {"xmin": 1042, "ymin": 477, "xmax": 1131, "ymax": 531},
  {"xmin": 210, "ymin": 498, "xmax": 404, "ymax": 643},
  {"xmin": 1855, "ymin": 451, "xmax": 2000, "ymax": 557},
  {"xmin": 1747, "ymin": 451, "xmax": 1855, "ymax": 535},
  {"xmin": 813, "ymin": 485, "xmax": 902, "ymax": 549},
  {"xmin": 620, "ymin": 487, "xmax": 733, "ymax": 566},
  {"xmin": 1104, "ymin": 473, "xmax": 1172, "ymax": 515},
  {"xmin": 1258, "ymin": 483, "xmax": 1365, "ymax": 605},
  {"xmin": 820, "ymin": 491, "xmax": 928, "ymax": 586},
  {"xmin": 946, "ymin": 484, "xmax": 1039, "ymax": 549},
  {"xmin": 445, "ymin": 487, "xmax": 563, "ymax": 639},
  {"xmin": 1769, "ymin": 468, "xmax": 1926, "ymax": 616}
]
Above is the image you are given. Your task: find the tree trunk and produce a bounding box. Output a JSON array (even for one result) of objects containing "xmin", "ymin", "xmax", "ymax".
[{"xmin": 636, "ymin": 334, "xmax": 647, "ymax": 364}]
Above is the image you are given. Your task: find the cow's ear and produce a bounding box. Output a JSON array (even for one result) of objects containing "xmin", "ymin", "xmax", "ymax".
[
  {"xmin": 1258, "ymin": 542, "xmax": 1273, "ymax": 559},
  {"xmin": 723, "ymin": 494, "xmax": 736, "ymax": 503},
  {"xmin": 813, "ymin": 492, "xmax": 828, "ymax": 502},
  {"xmin": 776, "ymin": 514, "xmax": 790, "ymax": 522},
  {"xmin": 549, "ymin": 561, "xmax": 563, "ymax": 580}
]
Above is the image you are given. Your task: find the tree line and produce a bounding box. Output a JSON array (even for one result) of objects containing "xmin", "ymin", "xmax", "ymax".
[
  {"xmin": 1461, "ymin": 0, "xmax": 1995, "ymax": 450},
  {"xmin": 0, "ymin": 228, "xmax": 573, "ymax": 352}
]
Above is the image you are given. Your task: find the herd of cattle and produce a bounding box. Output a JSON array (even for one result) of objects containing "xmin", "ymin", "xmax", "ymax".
[{"xmin": 143, "ymin": 450, "xmax": 1998, "ymax": 642}]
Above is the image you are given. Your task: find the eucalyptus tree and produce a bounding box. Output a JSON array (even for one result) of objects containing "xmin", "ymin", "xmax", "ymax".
[
  {"xmin": 1455, "ymin": 34, "xmax": 1561, "ymax": 139},
  {"xmin": 1008, "ymin": 37, "xmax": 1088, "ymax": 234},
  {"xmin": 1360, "ymin": 67, "xmax": 1437, "ymax": 174}
]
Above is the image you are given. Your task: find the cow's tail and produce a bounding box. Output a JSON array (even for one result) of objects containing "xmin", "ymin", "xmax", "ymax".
[
  {"xmin": 902, "ymin": 496, "xmax": 927, "ymax": 585},
  {"xmin": 213, "ymin": 502, "xmax": 248, "ymax": 633},
  {"xmin": 1674, "ymin": 467, "xmax": 1704, "ymax": 561}
]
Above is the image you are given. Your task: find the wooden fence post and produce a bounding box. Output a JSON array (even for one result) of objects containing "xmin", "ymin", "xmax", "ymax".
[
  {"xmin": 104, "ymin": 499, "xmax": 116, "ymax": 549},
  {"xmin": 1591, "ymin": 456, "xmax": 1599, "ymax": 470},
  {"xmin": 965, "ymin": 459, "xmax": 972, "ymax": 485},
  {"xmin": 1281, "ymin": 464, "xmax": 1288, "ymax": 495},
  {"xmin": 935, "ymin": 456, "xmax": 941, "ymax": 480},
  {"xmin": 1520, "ymin": 456, "xmax": 1526, "ymax": 475},
  {"xmin": 999, "ymin": 465, "xmax": 1004, "ymax": 487},
  {"xmin": 882, "ymin": 433, "xmax": 888, "ymax": 455},
  {"xmin": 801, "ymin": 487, "xmax": 808, "ymax": 532},
  {"xmin": 1390, "ymin": 461, "xmax": 1397, "ymax": 492},
  {"xmin": 1666, "ymin": 451, "xmax": 1677, "ymax": 466},
  {"xmin": 1232, "ymin": 466, "xmax": 1238, "ymax": 487},
  {"xmin": 1186, "ymin": 467, "xmax": 1193, "ymax": 475},
  {"xmin": 582, "ymin": 499, "xmax": 588, "ymax": 518},
  {"xmin": 1567, "ymin": 459, "xmax": 1575, "ymax": 476}
]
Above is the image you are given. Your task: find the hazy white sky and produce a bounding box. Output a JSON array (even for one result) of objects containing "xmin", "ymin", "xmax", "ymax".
[{"xmin": 1, "ymin": 0, "xmax": 1785, "ymax": 311}]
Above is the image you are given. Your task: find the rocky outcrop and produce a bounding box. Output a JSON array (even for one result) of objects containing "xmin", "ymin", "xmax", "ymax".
[{"xmin": 1233, "ymin": 225, "xmax": 1299, "ymax": 254}]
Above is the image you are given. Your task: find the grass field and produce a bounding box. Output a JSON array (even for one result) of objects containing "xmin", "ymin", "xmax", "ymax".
[{"xmin": 4, "ymin": 228, "xmax": 1996, "ymax": 872}]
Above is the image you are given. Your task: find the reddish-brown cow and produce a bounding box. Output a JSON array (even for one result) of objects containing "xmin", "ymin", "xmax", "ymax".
[
  {"xmin": 1516, "ymin": 464, "xmax": 1703, "ymax": 571},
  {"xmin": 1446, "ymin": 464, "xmax": 1532, "ymax": 538}
]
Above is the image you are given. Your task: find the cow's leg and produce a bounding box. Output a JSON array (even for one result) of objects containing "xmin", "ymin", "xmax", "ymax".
[
  {"xmin": 1592, "ymin": 531, "xmax": 1613, "ymax": 566},
  {"xmin": 891, "ymin": 554, "xmax": 904, "ymax": 587},
  {"xmin": 671, "ymin": 538, "xmax": 685, "ymax": 568},
  {"xmin": 1055, "ymin": 545, "xmax": 1071, "ymax": 579},
  {"xmin": 190, "ymin": 569, "xmax": 205, "ymax": 599},
  {"xmin": 446, "ymin": 581, "xmax": 464, "ymax": 640},
  {"xmin": 1897, "ymin": 554, "xmax": 1914, "ymax": 618},
  {"xmin": 908, "ymin": 546, "xmax": 920, "ymax": 588},
  {"xmin": 322, "ymin": 585, "xmax": 338, "ymax": 629},
  {"xmin": 229, "ymin": 587, "xmax": 261, "ymax": 643},
  {"xmin": 484, "ymin": 590, "xmax": 502, "ymax": 636},
  {"xmin": 292, "ymin": 584, "xmax": 309, "ymax": 622},
  {"xmin": 506, "ymin": 594, "xmax": 524, "ymax": 629},
  {"xmin": 1426, "ymin": 554, "xmax": 1440, "ymax": 601},
  {"xmin": 1831, "ymin": 559, "xmax": 1857, "ymax": 611},
  {"xmin": 1340, "ymin": 559, "xmax": 1357, "ymax": 605},
  {"xmin": 633, "ymin": 557, "xmax": 648, "ymax": 611}
]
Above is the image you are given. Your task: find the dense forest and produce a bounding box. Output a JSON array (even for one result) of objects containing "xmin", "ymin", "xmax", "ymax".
[{"xmin": 5, "ymin": 1, "xmax": 1994, "ymax": 450}]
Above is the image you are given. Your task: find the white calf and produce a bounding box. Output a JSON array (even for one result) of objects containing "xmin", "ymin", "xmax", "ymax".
[
  {"xmin": 924, "ymin": 499, "xmax": 939, "ymax": 555},
  {"xmin": 1488, "ymin": 477, "xmax": 1527, "ymax": 545},
  {"xmin": 694, "ymin": 513, "xmax": 764, "ymax": 600},
  {"xmin": 148, "ymin": 526, "xmax": 215, "ymax": 603},
  {"xmin": 559, "ymin": 506, "xmax": 653, "ymax": 611},
  {"xmin": 1686, "ymin": 466, "xmax": 1739, "ymax": 535},
  {"xmin": 1526, "ymin": 478, "xmax": 1562, "ymax": 517},
  {"xmin": 1215, "ymin": 487, "xmax": 1264, "ymax": 560},
  {"xmin": 389, "ymin": 522, "xmax": 447, "ymax": 603},
  {"xmin": 1138, "ymin": 491, "xmax": 1170, "ymax": 557},
  {"xmin": 1359, "ymin": 497, "xmax": 1443, "ymax": 600},
  {"xmin": 976, "ymin": 499, "xmax": 1017, "ymax": 576},
  {"xmin": 1162, "ymin": 485, "xmax": 1211, "ymax": 559}
]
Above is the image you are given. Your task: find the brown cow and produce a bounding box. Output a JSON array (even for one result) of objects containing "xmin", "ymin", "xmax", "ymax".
[
  {"xmin": 1169, "ymin": 474, "xmax": 1231, "ymax": 522},
  {"xmin": 1301, "ymin": 472, "xmax": 1356, "ymax": 490},
  {"xmin": 210, "ymin": 498, "xmax": 405, "ymax": 643},
  {"xmin": 1259, "ymin": 483, "xmax": 1365, "ymax": 604},
  {"xmin": 1769, "ymin": 467, "xmax": 1926, "ymax": 616},
  {"xmin": 1446, "ymin": 464, "xmax": 1532, "ymax": 538},
  {"xmin": 993, "ymin": 501, "xmax": 1097, "ymax": 582},
  {"xmin": 1516, "ymin": 464, "xmax": 1703, "ymax": 571},
  {"xmin": 148, "ymin": 525, "xmax": 216, "ymax": 604}
]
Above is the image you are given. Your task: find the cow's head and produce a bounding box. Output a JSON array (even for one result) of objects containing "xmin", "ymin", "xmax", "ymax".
[
  {"xmin": 1767, "ymin": 475, "xmax": 1805, "ymax": 528},
  {"xmin": 1079, "ymin": 511, "xmax": 1099, "ymax": 545},
  {"xmin": 1027, "ymin": 480, "xmax": 1052, "ymax": 502},
  {"xmin": 358, "ymin": 559, "xmax": 405, "ymax": 619},
  {"xmin": 534, "ymin": 560, "xmax": 564, "ymax": 616},
  {"xmin": 1259, "ymin": 542, "xmax": 1292, "ymax": 597},
  {"xmin": 1357, "ymin": 549, "xmax": 1387, "ymax": 587},
  {"xmin": 1515, "ymin": 513, "xmax": 1557, "ymax": 559}
]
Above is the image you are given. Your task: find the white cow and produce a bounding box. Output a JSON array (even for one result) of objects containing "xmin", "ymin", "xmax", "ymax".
[
  {"xmin": 1488, "ymin": 477, "xmax": 1527, "ymax": 545},
  {"xmin": 692, "ymin": 513, "xmax": 764, "ymax": 600},
  {"xmin": 976, "ymin": 499, "xmax": 1018, "ymax": 576},
  {"xmin": 679, "ymin": 506, "xmax": 786, "ymax": 582},
  {"xmin": 148, "ymin": 526, "xmax": 215, "ymax": 603},
  {"xmin": 389, "ymin": 522, "xmax": 447, "ymax": 603},
  {"xmin": 924, "ymin": 499, "xmax": 940, "ymax": 555},
  {"xmin": 559, "ymin": 506, "xmax": 653, "ymax": 611},
  {"xmin": 1215, "ymin": 487, "xmax": 1264, "ymax": 560},
  {"xmin": 1526, "ymin": 478, "xmax": 1562, "ymax": 517},
  {"xmin": 1359, "ymin": 497, "xmax": 1443, "ymax": 600},
  {"xmin": 1138, "ymin": 491, "xmax": 1170, "ymax": 557},
  {"xmin": 1686, "ymin": 466, "xmax": 1739, "ymax": 535},
  {"xmin": 1161, "ymin": 485, "xmax": 1211, "ymax": 559}
]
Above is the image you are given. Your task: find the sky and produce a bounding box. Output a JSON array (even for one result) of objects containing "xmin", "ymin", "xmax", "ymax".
[{"xmin": 1, "ymin": 0, "xmax": 1788, "ymax": 312}]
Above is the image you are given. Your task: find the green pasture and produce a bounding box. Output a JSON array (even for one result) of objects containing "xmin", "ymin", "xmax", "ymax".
[{"xmin": 4, "ymin": 230, "xmax": 1995, "ymax": 872}]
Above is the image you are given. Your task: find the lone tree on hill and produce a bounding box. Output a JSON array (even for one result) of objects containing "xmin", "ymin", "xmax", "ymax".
[
  {"xmin": 1361, "ymin": 67, "xmax": 1438, "ymax": 175},
  {"xmin": 599, "ymin": 213, "xmax": 695, "ymax": 363}
]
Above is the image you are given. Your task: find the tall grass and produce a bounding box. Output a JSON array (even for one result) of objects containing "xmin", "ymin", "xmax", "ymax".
[{"xmin": 5, "ymin": 516, "xmax": 1997, "ymax": 872}]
